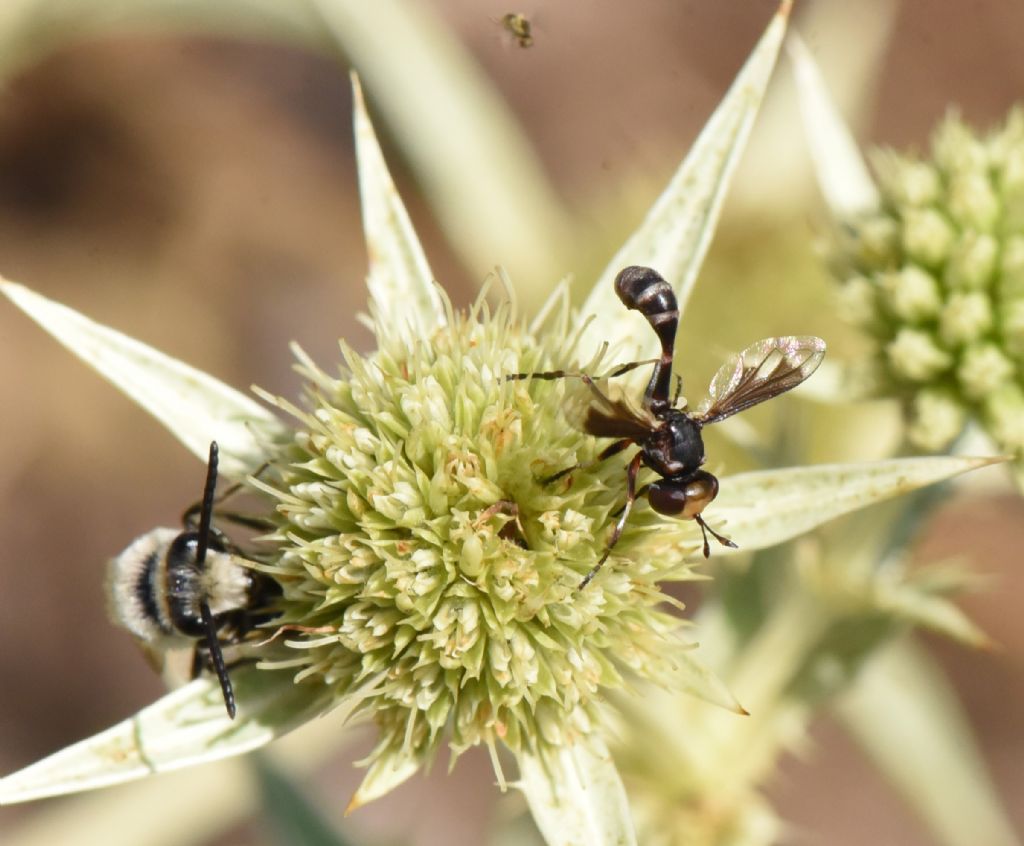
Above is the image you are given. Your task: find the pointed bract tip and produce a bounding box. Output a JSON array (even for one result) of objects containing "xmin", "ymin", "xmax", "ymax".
[
  {"xmin": 975, "ymin": 633, "xmax": 1001, "ymax": 654},
  {"xmin": 736, "ymin": 702, "xmax": 751, "ymax": 717},
  {"xmin": 344, "ymin": 793, "xmax": 362, "ymax": 816},
  {"xmin": 968, "ymin": 455, "xmax": 1013, "ymax": 471}
]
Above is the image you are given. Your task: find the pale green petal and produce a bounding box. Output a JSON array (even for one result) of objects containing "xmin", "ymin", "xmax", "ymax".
[
  {"xmin": 352, "ymin": 73, "xmax": 445, "ymax": 341},
  {"xmin": 580, "ymin": 1, "xmax": 792, "ymax": 360},
  {"xmin": 517, "ymin": 736, "xmax": 638, "ymax": 846},
  {"xmin": 1, "ymin": 280, "xmax": 283, "ymax": 478},
  {"xmin": 345, "ymin": 752, "xmax": 423, "ymax": 815},
  {"xmin": 789, "ymin": 33, "xmax": 880, "ymax": 217},
  {"xmin": 714, "ymin": 455, "xmax": 1004, "ymax": 553},
  {"xmin": 0, "ymin": 668, "xmax": 330, "ymax": 805},
  {"xmin": 837, "ymin": 640, "xmax": 1021, "ymax": 846}
]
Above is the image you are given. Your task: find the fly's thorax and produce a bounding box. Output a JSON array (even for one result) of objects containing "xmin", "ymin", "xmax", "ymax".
[{"xmin": 642, "ymin": 409, "xmax": 705, "ymax": 477}]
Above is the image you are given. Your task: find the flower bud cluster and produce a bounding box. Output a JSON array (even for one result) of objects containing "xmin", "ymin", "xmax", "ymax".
[{"xmin": 831, "ymin": 110, "xmax": 1024, "ymax": 456}]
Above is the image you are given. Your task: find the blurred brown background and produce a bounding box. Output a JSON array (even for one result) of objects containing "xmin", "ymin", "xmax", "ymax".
[{"xmin": 0, "ymin": 1, "xmax": 1021, "ymax": 844}]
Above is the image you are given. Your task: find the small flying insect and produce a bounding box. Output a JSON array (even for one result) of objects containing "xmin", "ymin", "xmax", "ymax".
[
  {"xmin": 510, "ymin": 265, "xmax": 825, "ymax": 589},
  {"xmin": 500, "ymin": 12, "xmax": 534, "ymax": 48},
  {"xmin": 106, "ymin": 441, "xmax": 279, "ymax": 718}
]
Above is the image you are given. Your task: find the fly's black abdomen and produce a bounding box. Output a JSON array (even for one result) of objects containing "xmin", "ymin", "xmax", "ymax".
[
  {"xmin": 614, "ymin": 266, "xmax": 679, "ymax": 334},
  {"xmin": 614, "ymin": 266, "xmax": 679, "ymax": 410}
]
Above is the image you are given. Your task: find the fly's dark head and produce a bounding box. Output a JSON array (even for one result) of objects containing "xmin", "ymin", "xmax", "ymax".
[{"xmin": 642, "ymin": 409, "xmax": 705, "ymax": 477}]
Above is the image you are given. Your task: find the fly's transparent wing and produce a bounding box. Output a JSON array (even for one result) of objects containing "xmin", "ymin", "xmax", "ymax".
[{"xmin": 695, "ymin": 336, "xmax": 825, "ymax": 425}]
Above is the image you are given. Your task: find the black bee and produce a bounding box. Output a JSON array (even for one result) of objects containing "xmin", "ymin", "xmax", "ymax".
[
  {"xmin": 500, "ymin": 12, "xmax": 534, "ymax": 48},
  {"xmin": 511, "ymin": 266, "xmax": 825, "ymax": 589},
  {"xmin": 106, "ymin": 442, "xmax": 279, "ymax": 717}
]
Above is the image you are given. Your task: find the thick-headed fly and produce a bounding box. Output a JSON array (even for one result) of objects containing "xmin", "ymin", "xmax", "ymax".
[
  {"xmin": 511, "ymin": 265, "xmax": 825, "ymax": 589},
  {"xmin": 106, "ymin": 442, "xmax": 279, "ymax": 717}
]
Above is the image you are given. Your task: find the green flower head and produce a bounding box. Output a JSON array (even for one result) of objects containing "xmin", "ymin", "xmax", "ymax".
[
  {"xmin": 829, "ymin": 109, "xmax": 1024, "ymax": 459},
  {"xmin": 252, "ymin": 290, "xmax": 691, "ymax": 788}
]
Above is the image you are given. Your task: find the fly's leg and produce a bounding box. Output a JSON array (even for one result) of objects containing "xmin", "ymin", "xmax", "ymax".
[{"xmin": 578, "ymin": 451, "xmax": 644, "ymax": 590}]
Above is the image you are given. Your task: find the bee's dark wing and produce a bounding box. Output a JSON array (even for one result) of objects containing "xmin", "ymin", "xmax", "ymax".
[
  {"xmin": 694, "ymin": 336, "xmax": 826, "ymax": 426},
  {"xmin": 563, "ymin": 378, "xmax": 657, "ymax": 441}
]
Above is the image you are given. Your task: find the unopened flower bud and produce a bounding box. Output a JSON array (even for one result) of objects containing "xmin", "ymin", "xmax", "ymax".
[
  {"xmin": 957, "ymin": 343, "xmax": 1015, "ymax": 400},
  {"xmin": 907, "ymin": 388, "xmax": 966, "ymax": 452},
  {"xmin": 945, "ymin": 232, "xmax": 997, "ymax": 290},
  {"xmin": 901, "ymin": 208, "xmax": 955, "ymax": 268},
  {"xmin": 947, "ymin": 171, "xmax": 1000, "ymax": 232},
  {"xmin": 939, "ymin": 291, "xmax": 993, "ymax": 347},
  {"xmin": 886, "ymin": 328, "xmax": 952, "ymax": 382},
  {"xmin": 878, "ymin": 265, "xmax": 942, "ymax": 322}
]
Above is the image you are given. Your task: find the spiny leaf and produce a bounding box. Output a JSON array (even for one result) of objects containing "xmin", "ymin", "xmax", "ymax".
[
  {"xmin": 714, "ymin": 455, "xmax": 1005, "ymax": 554},
  {"xmin": 0, "ymin": 668, "xmax": 330, "ymax": 805},
  {"xmin": 789, "ymin": 33, "xmax": 880, "ymax": 218},
  {"xmin": 1, "ymin": 280, "xmax": 282, "ymax": 478}
]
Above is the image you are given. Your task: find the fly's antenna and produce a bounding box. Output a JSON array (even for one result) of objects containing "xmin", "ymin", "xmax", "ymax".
[{"xmin": 195, "ymin": 441, "xmax": 236, "ymax": 718}]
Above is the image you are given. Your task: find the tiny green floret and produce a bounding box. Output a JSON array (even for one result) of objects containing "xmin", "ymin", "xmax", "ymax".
[{"xmin": 251, "ymin": 291, "xmax": 698, "ymax": 775}]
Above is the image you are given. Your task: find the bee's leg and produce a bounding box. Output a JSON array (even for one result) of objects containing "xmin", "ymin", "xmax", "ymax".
[
  {"xmin": 672, "ymin": 373, "xmax": 684, "ymax": 407},
  {"xmin": 578, "ymin": 451, "xmax": 644, "ymax": 590},
  {"xmin": 694, "ymin": 515, "xmax": 738, "ymax": 558},
  {"xmin": 541, "ymin": 438, "xmax": 633, "ymax": 485}
]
